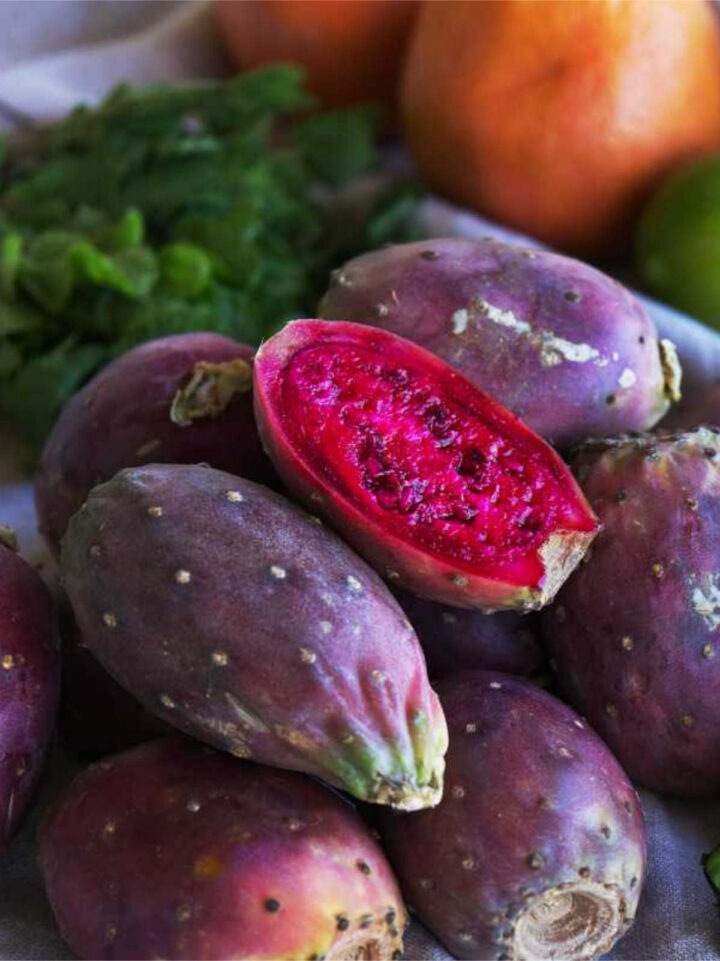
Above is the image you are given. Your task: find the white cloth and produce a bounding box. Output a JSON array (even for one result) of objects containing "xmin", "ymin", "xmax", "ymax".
[{"xmin": 0, "ymin": 5, "xmax": 719, "ymax": 960}]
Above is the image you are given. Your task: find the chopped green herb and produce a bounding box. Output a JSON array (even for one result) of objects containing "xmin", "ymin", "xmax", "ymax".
[{"xmin": 0, "ymin": 67, "xmax": 421, "ymax": 442}]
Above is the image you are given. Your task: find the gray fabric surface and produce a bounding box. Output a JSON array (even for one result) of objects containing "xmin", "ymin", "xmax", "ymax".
[{"xmin": 1, "ymin": 3, "xmax": 720, "ymax": 959}]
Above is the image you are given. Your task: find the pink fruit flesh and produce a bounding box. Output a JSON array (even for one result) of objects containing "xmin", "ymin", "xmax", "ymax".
[{"xmin": 274, "ymin": 324, "xmax": 596, "ymax": 592}]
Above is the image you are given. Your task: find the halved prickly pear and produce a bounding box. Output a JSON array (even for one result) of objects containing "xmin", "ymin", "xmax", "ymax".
[
  {"xmin": 39, "ymin": 737, "xmax": 407, "ymax": 960},
  {"xmin": 61, "ymin": 464, "xmax": 447, "ymax": 810},
  {"xmin": 254, "ymin": 320, "xmax": 599, "ymax": 611}
]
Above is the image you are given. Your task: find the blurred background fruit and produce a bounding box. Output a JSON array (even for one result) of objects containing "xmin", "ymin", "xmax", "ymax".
[
  {"xmin": 637, "ymin": 155, "xmax": 720, "ymax": 327},
  {"xmin": 213, "ymin": 0, "xmax": 419, "ymax": 110},
  {"xmin": 401, "ymin": 0, "xmax": 720, "ymax": 257}
]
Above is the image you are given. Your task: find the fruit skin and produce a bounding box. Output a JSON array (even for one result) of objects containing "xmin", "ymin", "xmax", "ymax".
[
  {"xmin": 213, "ymin": 0, "xmax": 419, "ymax": 110},
  {"xmin": 254, "ymin": 319, "xmax": 599, "ymax": 612},
  {"xmin": 378, "ymin": 672, "xmax": 646, "ymax": 961},
  {"xmin": 662, "ymin": 384, "xmax": 720, "ymax": 431},
  {"xmin": 0, "ymin": 538, "xmax": 60, "ymax": 847},
  {"xmin": 36, "ymin": 332, "xmax": 275, "ymax": 555},
  {"xmin": 637, "ymin": 155, "xmax": 720, "ymax": 328},
  {"xmin": 320, "ymin": 238, "xmax": 681, "ymax": 447},
  {"xmin": 401, "ymin": 0, "xmax": 720, "ymax": 257},
  {"xmin": 39, "ymin": 737, "xmax": 406, "ymax": 961},
  {"xmin": 57, "ymin": 600, "xmax": 171, "ymax": 757},
  {"xmin": 393, "ymin": 587, "xmax": 544, "ymax": 680},
  {"xmin": 544, "ymin": 428, "xmax": 720, "ymax": 796},
  {"xmin": 60, "ymin": 463, "xmax": 447, "ymax": 810}
]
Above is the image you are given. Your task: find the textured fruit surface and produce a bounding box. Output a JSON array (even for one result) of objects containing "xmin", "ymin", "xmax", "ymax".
[
  {"xmin": 378, "ymin": 672, "xmax": 646, "ymax": 961},
  {"xmin": 36, "ymin": 332, "xmax": 275, "ymax": 554},
  {"xmin": 213, "ymin": 0, "xmax": 418, "ymax": 110},
  {"xmin": 394, "ymin": 587, "xmax": 544, "ymax": 679},
  {"xmin": 662, "ymin": 384, "xmax": 720, "ymax": 431},
  {"xmin": 58, "ymin": 600, "xmax": 171, "ymax": 757},
  {"xmin": 39, "ymin": 737, "xmax": 406, "ymax": 960},
  {"xmin": 61, "ymin": 464, "xmax": 446, "ymax": 810},
  {"xmin": 545, "ymin": 428, "xmax": 720, "ymax": 796},
  {"xmin": 637, "ymin": 155, "xmax": 720, "ymax": 327},
  {"xmin": 0, "ymin": 540, "xmax": 60, "ymax": 846},
  {"xmin": 254, "ymin": 320, "xmax": 599, "ymax": 611},
  {"xmin": 401, "ymin": 0, "xmax": 720, "ymax": 256},
  {"xmin": 319, "ymin": 238, "xmax": 681, "ymax": 447}
]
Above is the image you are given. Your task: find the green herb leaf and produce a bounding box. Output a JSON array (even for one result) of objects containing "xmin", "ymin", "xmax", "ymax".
[
  {"xmin": 159, "ymin": 242, "xmax": 213, "ymax": 297},
  {"xmin": 0, "ymin": 340, "xmax": 108, "ymax": 443}
]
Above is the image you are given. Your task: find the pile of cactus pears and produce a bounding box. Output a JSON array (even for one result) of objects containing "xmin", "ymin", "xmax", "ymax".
[{"xmin": 9, "ymin": 232, "xmax": 720, "ymax": 961}]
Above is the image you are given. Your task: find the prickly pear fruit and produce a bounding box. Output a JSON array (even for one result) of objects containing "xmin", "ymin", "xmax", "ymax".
[
  {"xmin": 60, "ymin": 463, "xmax": 447, "ymax": 810},
  {"xmin": 544, "ymin": 428, "xmax": 720, "ymax": 797},
  {"xmin": 319, "ymin": 238, "xmax": 681, "ymax": 447},
  {"xmin": 58, "ymin": 601, "xmax": 171, "ymax": 757},
  {"xmin": 36, "ymin": 332, "xmax": 276, "ymax": 554},
  {"xmin": 39, "ymin": 737, "xmax": 407, "ymax": 960},
  {"xmin": 393, "ymin": 587, "xmax": 545, "ymax": 679},
  {"xmin": 703, "ymin": 844, "xmax": 720, "ymax": 906},
  {"xmin": 253, "ymin": 319, "xmax": 599, "ymax": 612},
  {"xmin": 378, "ymin": 672, "xmax": 646, "ymax": 961},
  {"xmin": 662, "ymin": 383, "xmax": 720, "ymax": 430},
  {"xmin": 0, "ymin": 533, "xmax": 60, "ymax": 847}
]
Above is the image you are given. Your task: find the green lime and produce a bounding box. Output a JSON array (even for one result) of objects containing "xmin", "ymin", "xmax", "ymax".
[{"xmin": 636, "ymin": 154, "xmax": 720, "ymax": 327}]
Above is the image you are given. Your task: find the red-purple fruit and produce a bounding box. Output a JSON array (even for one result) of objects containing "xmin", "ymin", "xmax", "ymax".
[
  {"xmin": 319, "ymin": 238, "xmax": 682, "ymax": 447},
  {"xmin": 36, "ymin": 332, "xmax": 276, "ymax": 554},
  {"xmin": 39, "ymin": 737, "xmax": 406, "ymax": 960},
  {"xmin": 60, "ymin": 464, "xmax": 447, "ymax": 810},
  {"xmin": 253, "ymin": 319, "xmax": 599, "ymax": 612},
  {"xmin": 393, "ymin": 587, "xmax": 545, "ymax": 679},
  {"xmin": 662, "ymin": 383, "xmax": 720, "ymax": 430},
  {"xmin": 58, "ymin": 601, "xmax": 171, "ymax": 757},
  {"xmin": 378, "ymin": 672, "xmax": 646, "ymax": 961},
  {"xmin": 544, "ymin": 428, "xmax": 720, "ymax": 797},
  {"xmin": 0, "ymin": 530, "xmax": 60, "ymax": 847}
]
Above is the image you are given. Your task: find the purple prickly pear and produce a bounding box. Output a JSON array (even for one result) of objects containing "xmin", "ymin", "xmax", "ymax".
[
  {"xmin": 319, "ymin": 238, "xmax": 681, "ymax": 446},
  {"xmin": 60, "ymin": 464, "xmax": 447, "ymax": 810},
  {"xmin": 253, "ymin": 319, "xmax": 599, "ymax": 612},
  {"xmin": 36, "ymin": 332, "xmax": 276, "ymax": 554},
  {"xmin": 544, "ymin": 427, "xmax": 720, "ymax": 797},
  {"xmin": 378, "ymin": 672, "xmax": 646, "ymax": 961},
  {"xmin": 0, "ymin": 530, "xmax": 60, "ymax": 847},
  {"xmin": 393, "ymin": 587, "xmax": 545, "ymax": 679},
  {"xmin": 39, "ymin": 737, "xmax": 407, "ymax": 960}
]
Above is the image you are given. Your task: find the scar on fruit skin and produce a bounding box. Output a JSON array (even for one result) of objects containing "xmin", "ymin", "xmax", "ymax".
[
  {"xmin": 452, "ymin": 298, "xmax": 610, "ymax": 368},
  {"xmin": 691, "ymin": 572, "xmax": 720, "ymax": 630}
]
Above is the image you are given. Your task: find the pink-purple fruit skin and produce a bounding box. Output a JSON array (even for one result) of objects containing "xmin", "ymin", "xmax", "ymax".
[
  {"xmin": 544, "ymin": 428, "xmax": 720, "ymax": 797},
  {"xmin": 39, "ymin": 737, "xmax": 406, "ymax": 961},
  {"xmin": 319, "ymin": 237, "xmax": 680, "ymax": 447},
  {"xmin": 60, "ymin": 463, "xmax": 447, "ymax": 810},
  {"xmin": 57, "ymin": 600, "xmax": 170, "ymax": 757},
  {"xmin": 393, "ymin": 587, "xmax": 545, "ymax": 679},
  {"xmin": 35, "ymin": 332, "xmax": 276, "ymax": 554},
  {"xmin": 253, "ymin": 319, "xmax": 599, "ymax": 613},
  {"xmin": 378, "ymin": 672, "xmax": 646, "ymax": 961},
  {"xmin": 0, "ymin": 542, "xmax": 60, "ymax": 847}
]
